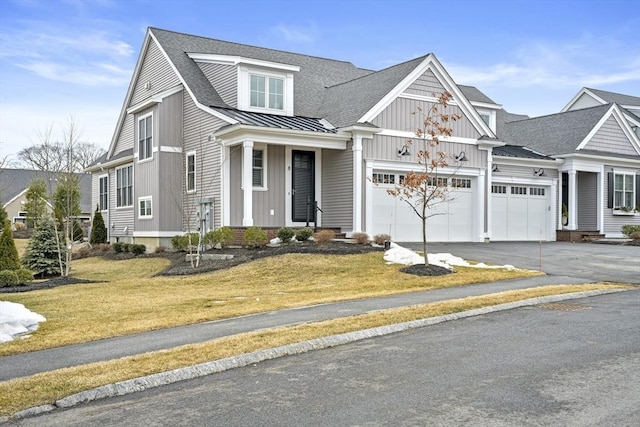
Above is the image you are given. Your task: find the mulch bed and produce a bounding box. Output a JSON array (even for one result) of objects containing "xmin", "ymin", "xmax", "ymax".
[{"xmin": 400, "ymin": 263, "xmax": 453, "ymax": 276}]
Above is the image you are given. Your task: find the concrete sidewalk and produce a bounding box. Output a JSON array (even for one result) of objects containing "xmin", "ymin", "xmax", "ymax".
[{"xmin": 1, "ymin": 274, "xmax": 592, "ymax": 381}]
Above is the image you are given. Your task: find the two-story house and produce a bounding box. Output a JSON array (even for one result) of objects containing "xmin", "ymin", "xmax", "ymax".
[{"xmin": 87, "ymin": 27, "xmax": 640, "ymax": 249}]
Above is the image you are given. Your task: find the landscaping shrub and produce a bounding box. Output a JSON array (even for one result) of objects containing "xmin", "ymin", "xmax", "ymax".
[
  {"xmin": 15, "ymin": 268, "xmax": 33, "ymax": 284},
  {"xmin": 0, "ymin": 270, "xmax": 18, "ymax": 287},
  {"xmin": 351, "ymin": 232, "xmax": 369, "ymax": 245},
  {"xmin": 97, "ymin": 243, "xmax": 111, "ymax": 252},
  {"xmin": 113, "ymin": 242, "xmax": 125, "ymax": 253},
  {"xmin": 90, "ymin": 208, "xmax": 107, "ymax": 245},
  {"xmin": 295, "ymin": 227, "xmax": 313, "ymax": 241},
  {"xmin": 22, "ymin": 217, "xmax": 67, "ymax": 278},
  {"xmin": 13, "ymin": 222, "xmax": 25, "ymax": 231},
  {"xmin": 277, "ymin": 227, "xmax": 295, "ymax": 243},
  {"xmin": 129, "ymin": 244, "xmax": 146, "ymax": 255},
  {"xmin": 630, "ymin": 231, "xmax": 640, "ymax": 240},
  {"xmin": 373, "ymin": 234, "xmax": 391, "ymax": 246},
  {"xmin": 204, "ymin": 226, "xmax": 235, "ymax": 249},
  {"xmin": 155, "ymin": 246, "xmax": 167, "ymax": 253},
  {"xmin": 621, "ymin": 225, "xmax": 640, "ymax": 238},
  {"xmin": 171, "ymin": 233, "xmax": 200, "ymax": 251},
  {"xmin": 74, "ymin": 246, "xmax": 92, "ymax": 259},
  {"xmin": 0, "ymin": 220, "xmax": 20, "ymax": 271},
  {"xmin": 314, "ymin": 229, "xmax": 335, "ymax": 244},
  {"xmin": 243, "ymin": 226, "xmax": 268, "ymax": 248}
]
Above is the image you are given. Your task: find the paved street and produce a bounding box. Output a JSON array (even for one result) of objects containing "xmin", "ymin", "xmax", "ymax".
[{"xmin": 10, "ymin": 290, "xmax": 640, "ymax": 426}]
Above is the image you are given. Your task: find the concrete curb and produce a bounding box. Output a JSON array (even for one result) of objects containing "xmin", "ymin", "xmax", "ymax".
[{"xmin": 6, "ymin": 288, "xmax": 628, "ymax": 421}]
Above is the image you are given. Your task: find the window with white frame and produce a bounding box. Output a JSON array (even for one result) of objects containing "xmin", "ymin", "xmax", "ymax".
[
  {"xmin": 138, "ymin": 196, "xmax": 152, "ymax": 219},
  {"xmin": 99, "ymin": 176, "xmax": 108, "ymax": 210},
  {"xmin": 138, "ymin": 114, "xmax": 153, "ymax": 161},
  {"xmin": 373, "ymin": 173, "xmax": 395, "ymax": 184},
  {"xmin": 252, "ymin": 149, "xmax": 265, "ymax": 187},
  {"xmin": 186, "ymin": 152, "xmax": 196, "ymax": 192},
  {"xmin": 511, "ymin": 186, "xmax": 527, "ymax": 195},
  {"xmin": 492, "ymin": 185, "xmax": 506, "ymax": 194},
  {"xmin": 614, "ymin": 173, "xmax": 635, "ymax": 209},
  {"xmin": 250, "ymin": 74, "xmax": 284, "ymax": 111},
  {"xmin": 116, "ymin": 165, "xmax": 133, "ymax": 207},
  {"xmin": 451, "ymin": 178, "xmax": 471, "ymax": 188}
]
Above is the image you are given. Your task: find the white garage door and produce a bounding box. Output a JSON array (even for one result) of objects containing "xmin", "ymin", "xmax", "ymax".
[
  {"xmin": 372, "ymin": 173, "xmax": 474, "ymax": 242},
  {"xmin": 491, "ymin": 184, "xmax": 549, "ymax": 241}
]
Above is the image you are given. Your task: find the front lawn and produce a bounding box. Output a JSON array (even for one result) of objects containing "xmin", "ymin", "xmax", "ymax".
[{"xmin": 1, "ymin": 251, "xmax": 541, "ymax": 356}]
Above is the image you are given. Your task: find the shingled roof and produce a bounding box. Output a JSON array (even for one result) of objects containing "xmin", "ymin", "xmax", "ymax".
[{"xmin": 587, "ymin": 88, "xmax": 640, "ymax": 107}]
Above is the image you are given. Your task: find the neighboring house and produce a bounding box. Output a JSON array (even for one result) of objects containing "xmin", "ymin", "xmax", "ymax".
[
  {"xmin": 86, "ymin": 27, "xmax": 640, "ymax": 249},
  {"xmin": 0, "ymin": 168, "xmax": 92, "ymax": 229}
]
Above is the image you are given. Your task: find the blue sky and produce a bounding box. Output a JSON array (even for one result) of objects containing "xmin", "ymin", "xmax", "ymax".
[{"xmin": 1, "ymin": 0, "xmax": 639, "ymax": 164}]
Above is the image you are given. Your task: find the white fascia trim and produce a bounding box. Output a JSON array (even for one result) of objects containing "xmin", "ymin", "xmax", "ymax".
[
  {"xmin": 216, "ymin": 126, "xmax": 349, "ymax": 150},
  {"xmin": 358, "ymin": 54, "xmax": 496, "ymax": 138},
  {"xmin": 377, "ymin": 128, "xmax": 479, "ymax": 145},
  {"xmin": 561, "ymin": 88, "xmax": 606, "ymax": 112},
  {"xmin": 369, "ymin": 160, "xmax": 481, "ymax": 177},
  {"xmin": 160, "ymin": 146, "xmax": 183, "ymax": 153},
  {"xmin": 86, "ymin": 154, "xmax": 135, "ymax": 172},
  {"xmin": 3, "ymin": 188, "xmax": 28, "ymax": 209},
  {"xmin": 133, "ymin": 231, "xmax": 184, "ymax": 238},
  {"xmin": 187, "ymin": 53, "xmax": 300, "ymax": 72},
  {"xmin": 126, "ymin": 85, "xmax": 184, "ymax": 114},
  {"xmin": 399, "ymin": 93, "xmax": 502, "ymax": 111},
  {"xmin": 469, "ymin": 100, "xmax": 502, "ymax": 110},
  {"xmin": 492, "ymin": 156, "xmax": 561, "ymax": 168},
  {"xmin": 558, "ymin": 152, "xmax": 640, "ymax": 168},
  {"xmin": 577, "ymin": 104, "xmax": 640, "ymax": 153}
]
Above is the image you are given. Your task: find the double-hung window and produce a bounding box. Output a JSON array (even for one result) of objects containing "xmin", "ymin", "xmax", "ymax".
[
  {"xmin": 116, "ymin": 165, "xmax": 133, "ymax": 207},
  {"xmin": 138, "ymin": 196, "xmax": 152, "ymax": 219},
  {"xmin": 99, "ymin": 176, "xmax": 108, "ymax": 211},
  {"xmin": 252, "ymin": 149, "xmax": 264, "ymax": 187},
  {"xmin": 186, "ymin": 152, "xmax": 196, "ymax": 192},
  {"xmin": 250, "ymin": 75, "xmax": 284, "ymax": 111},
  {"xmin": 614, "ymin": 173, "xmax": 635, "ymax": 209},
  {"xmin": 138, "ymin": 114, "xmax": 153, "ymax": 161}
]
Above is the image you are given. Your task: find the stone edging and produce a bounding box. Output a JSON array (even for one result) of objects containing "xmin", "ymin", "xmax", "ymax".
[{"xmin": 4, "ymin": 289, "xmax": 628, "ymax": 422}]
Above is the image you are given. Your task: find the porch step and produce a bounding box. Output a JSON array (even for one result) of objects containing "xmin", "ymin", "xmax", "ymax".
[{"xmin": 556, "ymin": 230, "xmax": 605, "ymax": 243}]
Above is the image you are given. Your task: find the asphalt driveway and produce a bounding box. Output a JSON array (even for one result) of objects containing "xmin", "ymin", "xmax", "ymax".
[{"xmin": 402, "ymin": 241, "xmax": 639, "ymax": 284}]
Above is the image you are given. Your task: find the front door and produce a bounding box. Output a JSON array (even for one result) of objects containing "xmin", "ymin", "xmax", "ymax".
[{"xmin": 292, "ymin": 150, "xmax": 315, "ymax": 222}]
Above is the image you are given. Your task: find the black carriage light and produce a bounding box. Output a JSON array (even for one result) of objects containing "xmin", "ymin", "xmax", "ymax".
[
  {"xmin": 533, "ymin": 168, "xmax": 546, "ymax": 177},
  {"xmin": 455, "ymin": 151, "xmax": 468, "ymax": 162}
]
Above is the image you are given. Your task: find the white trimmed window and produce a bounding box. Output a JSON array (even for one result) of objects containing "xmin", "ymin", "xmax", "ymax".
[
  {"xmin": 99, "ymin": 176, "xmax": 108, "ymax": 211},
  {"xmin": 186, "ymin": 152, "xmax": 196, "ymax": 193},
  {"xmin": 614, "ymin": 173, "xmax": 635, "ymax": 209},
  {"xmin": 250, "ymin": 74, "xmax": 284, "ymax": 111},
  {"xmin": 252, "ymin": 149, "xmax": 265, "ymax": 188},
  {"xmin": 138, "ymin": 114, "xmax": 153, "ymax": 161},
  {"xmin": 373, "ymin": 173, "xmax": 395, "ymax": 184},
  {"xmin": 492, "ymin": 185, "xmax": 506, "ymax": 194},
  {"xmin": 116, "ymin": 165, "xmax": 133, "ymax": 207},
  {"xmin": 138, "ymin": 197, "xmax": 152, "ymax": 219},
  {"xmin": 451, "ymin": 178, "xmax": 471, "ymax": 188}
]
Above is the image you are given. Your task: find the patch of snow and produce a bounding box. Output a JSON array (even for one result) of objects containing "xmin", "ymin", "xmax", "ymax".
[
  {"xmin": 0, "ymin": 301, "xmax": 46, "ymax": 343},
  {"xmin": 384, "ymin": 243, "xmax": 516, "ymax": 270}
]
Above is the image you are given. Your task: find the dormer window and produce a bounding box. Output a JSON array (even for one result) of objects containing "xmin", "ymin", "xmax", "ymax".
[
  {"xmin": 477, "ymin": 109, "xmax": 496, "ymax": 133},
  {"xmin": 250, "ymin": 74, "xmax": 284, "ymax": 111}
]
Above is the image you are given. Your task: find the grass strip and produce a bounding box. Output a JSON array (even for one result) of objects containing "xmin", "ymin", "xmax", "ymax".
[
  {"xmin": 0, "ymin": 283, "xmax": 630, "ymax": 417},
  {"xmin": 1, "ymin": 253, "xmax": 540, "ymax": 356}
]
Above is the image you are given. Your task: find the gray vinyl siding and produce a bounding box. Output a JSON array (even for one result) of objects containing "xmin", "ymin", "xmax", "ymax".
[
  {"xmin": 372, "ymin": 98, "xmax": 480, "ymax": 139},
  {"xmin": 182, "ymin": 92, "xmax": 227, "ymax": 231},
  {"xmin": 158, "ymin": 91, "xmax": 184, "ymax": 148},
  {"xmin": 109, "ymin": 165, "xmax": 135, "ymax": 242},
  {"xmin": 322, "ymin": 143, "xmax": 353, "ymax": 230},
  {"xmin": 113, "ymin": 115, "xmax": 134, "ymax": 156},
  {"xmin": 253, "ymin": 145, "xmax": 285, "ymax": 226},
  {"xmin": 567, "ymin": 93, "xmax": 601, "ymax": 111},
  {"xmin": 131, "ymin": 39, "xmax": 181, "ymax": 105},
  {"xmin": 404, "ymin": 69, "xmax": 445, "ymax": 96},
  {"xmin": 158, "ymin": 152, "xmax": 183, "ymax": 231},
  {"xmin": 577, "ymin": 171, "xmax": 598, "ymax": 229},
  {"xmin": 366, "ymin": 135, "xmax": 486, "ymax": 168},
  {"xmin": 602, "ymin": 166, "xmax": 640, "ymax": 235},
  {"xmin": 491, "ymin": 163, "xmax": 559, "ymax": 180},
  {"xmin": 197, "ymin": 62, "xmax": 237, "ymax": 108},
  {"xmin": 585, "ymin": 116, "xmax": 638, "ymax": 156}
]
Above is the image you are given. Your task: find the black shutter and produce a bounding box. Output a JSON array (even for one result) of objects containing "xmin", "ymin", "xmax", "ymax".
[
  {"xmin": 607, "ymin": 172, "xmax": 614, "ymax": 208},
  {"xmin": 636, "ymin": 174, "xmax": 640, "ymax": 208}
]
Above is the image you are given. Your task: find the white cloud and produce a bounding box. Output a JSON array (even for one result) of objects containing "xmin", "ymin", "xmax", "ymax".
[{"xmin": 272, "ymin": 22, "xmax": 318, "ymax": 44}]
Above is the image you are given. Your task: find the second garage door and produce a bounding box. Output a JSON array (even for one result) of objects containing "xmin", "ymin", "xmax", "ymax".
[{"xmin": 491, "ymin": 184, "xmax": 549, "ymax": 241}]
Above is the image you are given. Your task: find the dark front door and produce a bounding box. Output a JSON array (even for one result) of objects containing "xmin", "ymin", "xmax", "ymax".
[{"xmin": 292, "ymin": 150, "xmax": 315, "ymax": 222}]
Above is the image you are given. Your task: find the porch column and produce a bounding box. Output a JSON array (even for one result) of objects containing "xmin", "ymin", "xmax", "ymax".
[
  {"xmin": 558, "ymin": 172, "xmax": 563, "ymax": 229},
  {"xmin": 352, "ymin": 134, "xmax": 363, "ymax": 233},
  {"xmin": 485, "ymin": 148, "xmax": 493, "ymax": 240},
  {"xmin": 364, "ymin": 161, "xmax": 374, "ymax": 236},
  {"xmin": 597, "ymin": 168, "xmax": 604, "ymax": 233},
  {"xmin": 242, "ymin": 140, "xmax": 254, "ymax": 227},
  {"xmin": 567, "ymin": 169, "xmax": 578, "ymax": 230}
]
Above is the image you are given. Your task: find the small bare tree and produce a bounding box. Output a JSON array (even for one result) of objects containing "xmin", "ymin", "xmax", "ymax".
[{"xmin": 387, "ymin": 91, "xmax": 461, "ymax": 266}]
